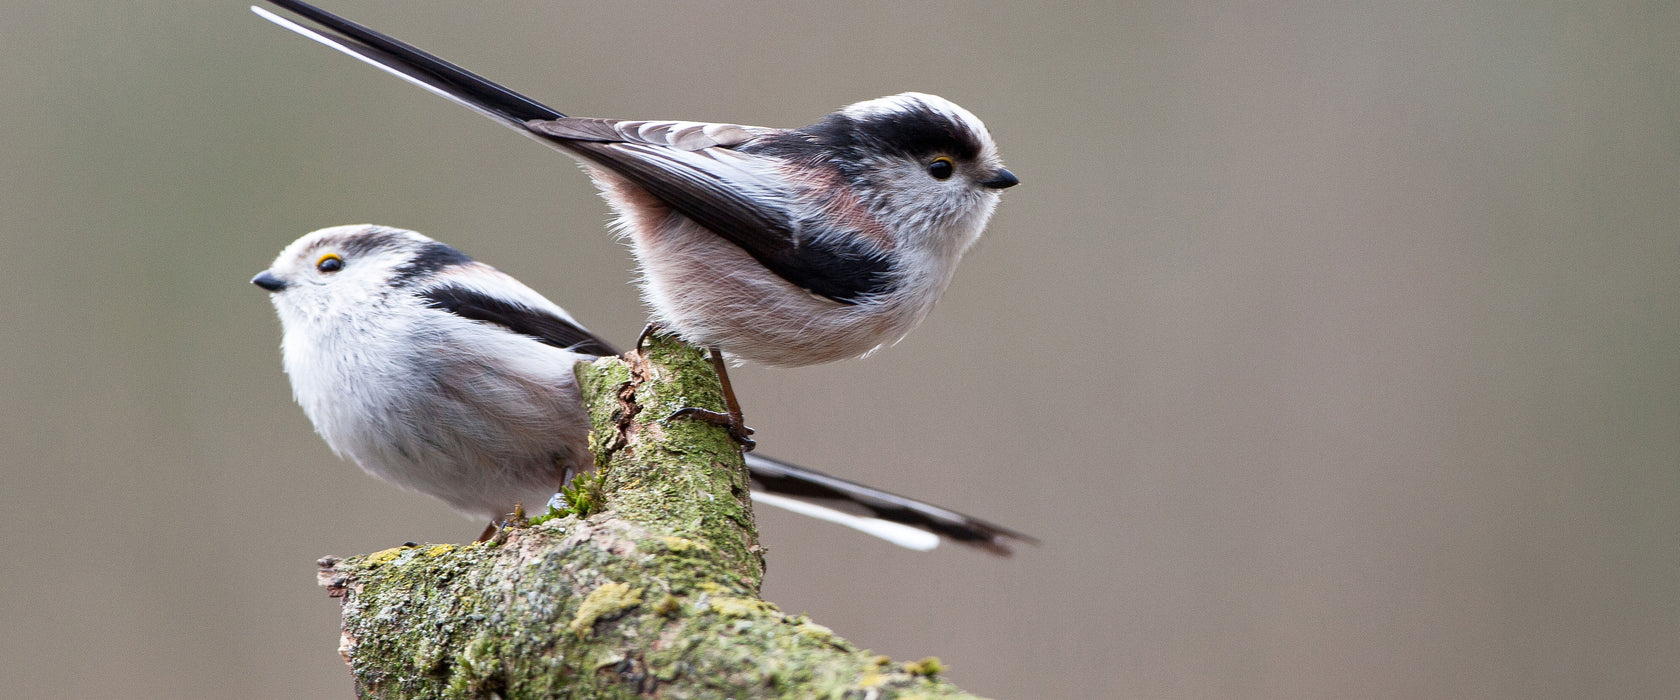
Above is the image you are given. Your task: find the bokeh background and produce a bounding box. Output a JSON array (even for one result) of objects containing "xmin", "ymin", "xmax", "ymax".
[{"xmin": 2, "ymin": 2, "xmax": 1675, "ymax": 698}]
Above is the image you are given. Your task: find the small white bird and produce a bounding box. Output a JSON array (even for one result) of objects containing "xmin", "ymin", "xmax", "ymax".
[
  {"xmin": 253, "ymin": 0, "xmax": 1020, "ymax": 442},
  {"xmin": 254, "ymin": 224, "xmax": 1032, "ymax": 555}
]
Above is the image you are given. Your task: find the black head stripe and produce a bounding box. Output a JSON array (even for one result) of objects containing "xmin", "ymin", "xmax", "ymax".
[
  {"xmin": 389, "ymin": 242, "xmax": 475, "ymax": 286},
  {"xmin": 802, "ymin": 105, "xmax": 983, "ymax": 163},
  {"xmin": 858, "ymin": 110, "xmax": 984, "ymax": 162},
  {"xmin": 328, "ymin": 228, "xmax": 411, "ymax": 258},
  {"xmin": 420, "ymin": 283, "xmax": 618, "ymax": 356}
]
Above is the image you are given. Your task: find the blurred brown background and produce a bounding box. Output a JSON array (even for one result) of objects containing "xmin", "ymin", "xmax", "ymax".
[{"xmin": 2, "ymin": 2, "xmax": 1676, "ymax": 698}]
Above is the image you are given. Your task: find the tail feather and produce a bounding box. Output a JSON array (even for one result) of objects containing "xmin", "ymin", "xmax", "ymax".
[
  {"xmin": 745, "ymin": 453, "xmax": 1037, "ymax": 556},
  {"xmin": 256, "ymin": 0, "xmax": 1037, "ymax": 559},
  {"xmin": 749, "ymin": 492, "xmax": 939, "ymax": 552},
  {"xmin": 254, "ymin": 1, "xmax": 563, "ymax": 126}
]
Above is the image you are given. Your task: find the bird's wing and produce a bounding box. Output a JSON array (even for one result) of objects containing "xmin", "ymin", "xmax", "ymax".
[
  {"xmin": 416, "ymin": 272, "xmax": 618, "ymax": 357},
  {"xmin": 529, "ymin": 118, "xmax": 894, "ymax": 302},
  {"xmin": 254, "ymin": 1, "xmax": 893, "ymax": 302},
  {"xmin": 528, "ymin": 118, "xmax": 758, "ymax": 151}
]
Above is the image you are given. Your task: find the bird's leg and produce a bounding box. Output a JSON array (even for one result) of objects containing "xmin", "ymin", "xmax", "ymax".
[
  {"xmin": 638, "ymin": 326, "xmax": 756, "ymax": 449},
  {"xmin": 668, "ymin": 346, "xmax": 756, "ymax": 451},
  {"xmin": 707, "ymin": 347, "xmax": 756, "ymax": 449}
]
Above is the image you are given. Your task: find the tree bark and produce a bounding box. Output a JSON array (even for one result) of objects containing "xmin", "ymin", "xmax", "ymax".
[{"xmin": 315, "ymin": 333, "xmax": 989, "ymax": 699}]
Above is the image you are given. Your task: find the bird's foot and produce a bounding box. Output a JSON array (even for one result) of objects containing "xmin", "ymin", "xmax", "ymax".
[{"xmin": 667, "ymin": 406, "xmax": 756, "ymax": 450}]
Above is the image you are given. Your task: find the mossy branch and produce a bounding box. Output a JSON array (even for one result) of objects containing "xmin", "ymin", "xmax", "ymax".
[{"xmin": 315, "ymin": 333, "xmax": 989, "ymax": 699}]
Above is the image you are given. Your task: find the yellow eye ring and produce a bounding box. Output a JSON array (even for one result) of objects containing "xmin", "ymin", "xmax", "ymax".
[
  {"xmin": 926, "ymin": 157, "xmax": 955, "ymax": 180},
  {"xmin": 316, "ymin": 253, "xmax": 344, "ymax": 273}
]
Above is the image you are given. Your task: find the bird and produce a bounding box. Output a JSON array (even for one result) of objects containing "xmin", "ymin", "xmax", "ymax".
[
  {"xmin": 252, "ymin": 0, "xmax": 1020, "ymax": 443},
  {"xmin": 253, "ymin": 224, "xmax": 1033, "ymax": 555}
]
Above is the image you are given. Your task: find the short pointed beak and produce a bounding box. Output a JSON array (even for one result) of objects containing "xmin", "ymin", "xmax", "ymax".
[
  {"xmin": 251, "ymin": 270, "xmax": 288, "ymax": 292},
  {"xmin": 979, "ymin": 168, "xmax": 1020, "ymax": 190}
]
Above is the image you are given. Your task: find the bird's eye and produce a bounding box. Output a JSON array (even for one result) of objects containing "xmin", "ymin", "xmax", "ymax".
[
  {"xmin": 316, "ymin": 254, "xmax": 344, "ymax": 273},
  {"xmin": 926, "ymin": 157, "xmax": 955, "ymax": 180}
]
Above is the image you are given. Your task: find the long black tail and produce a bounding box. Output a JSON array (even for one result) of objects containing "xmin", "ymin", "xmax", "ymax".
[
  {"xmin": 256, "ymin": 1, "xmax": 1036, "ymax": 558},
  {"xmin": 745, "ymin": 453, "xmax": 1036, "ymax": 556},
  {"xmin": 254, "ymin": 1, "xmax": 562, "ymax": 125}
]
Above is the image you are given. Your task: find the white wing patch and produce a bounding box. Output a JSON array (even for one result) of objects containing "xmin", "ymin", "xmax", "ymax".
[{"xmin": 607, "ymin": 120, "xmax": 758, "ymax": 150}]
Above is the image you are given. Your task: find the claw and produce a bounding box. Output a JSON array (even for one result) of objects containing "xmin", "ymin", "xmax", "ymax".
[
  {"xmin": 667, "ymin": 406, "xmax": 757, "ymax": 450},
  {"xmin": 633, "ymin": 323, "xmax": 662, "ymax": 356}
]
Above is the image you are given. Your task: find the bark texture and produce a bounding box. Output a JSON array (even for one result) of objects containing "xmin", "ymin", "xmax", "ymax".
[{"xmin": 316, "ymin": 333, "xmax": 987, "ymax": 699}]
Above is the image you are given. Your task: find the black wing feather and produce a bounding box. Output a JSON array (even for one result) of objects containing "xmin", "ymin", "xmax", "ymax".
[
  {"xmin": 259, "ymin": 0, "xmax": 893, "ymax": 301},
  {"xmin": 559, "ymin": 138, "xmax": 894, "ymax": 302},
  {"xmin": 420, "ymin": 284, "xmax": 617, "ymax": 357}
]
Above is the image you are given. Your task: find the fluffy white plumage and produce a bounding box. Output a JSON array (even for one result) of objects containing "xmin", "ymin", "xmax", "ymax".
[
  {"xmin": 252, "ymin": 1, "xmax": 1018, "ymax": 368},
  {"xmin": 254, "ymin": 225, "xmax": 1033, "ymax": 554},
  {"xmin": 264, "ymin": 226, "xmax": 594, "ymax": 519}
]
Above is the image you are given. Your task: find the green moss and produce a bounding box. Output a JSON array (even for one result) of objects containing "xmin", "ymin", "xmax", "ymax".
[
  {"xmin": 529, "ymin": 471, "xmax": 606, "ymax": 525},
  {"xmin": 584, "ymin": 334, "xmax": 766, "ymax": 588},
  {"xmin": 652, "ymin": 594, "xmax": 682, "ymax": 617},
  {"xmin": 331, "ymin": 523, "xmax": 988, "ymax": 699},
  {"xmin": 696, "ymin": 580, "xmax": 737, "ymax": 595},
  {"xmin": 323, "ymin": 337, "xmax": 990, "ymax": 699},
  {"xmin": 904, "ymin": 657, "xmax": 946, "ymax": 678}
]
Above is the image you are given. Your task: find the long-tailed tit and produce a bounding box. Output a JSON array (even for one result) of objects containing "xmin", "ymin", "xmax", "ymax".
[
  {"xmin": 252, "ymin": 1, "xmax": 1018, "ymax": 371},
  {"xmin": 253, "ymin": 224, "xmax": 1032, "ymax": 555}
]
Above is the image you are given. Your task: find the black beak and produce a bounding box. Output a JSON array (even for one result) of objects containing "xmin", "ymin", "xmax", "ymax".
[
  {"xmin": 251, "ymin": 270, "xmax": 289, "ymax": 292},
  {"xmin": 979, "ymin": 168, "xmax": 1020, "ymax": 190}
]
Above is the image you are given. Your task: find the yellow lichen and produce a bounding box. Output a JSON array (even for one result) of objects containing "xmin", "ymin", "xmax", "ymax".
[
  {"xmin": 696, "ymin": 581, "xmax": 737, "ymax": 596},
  {"xmin": 568, "ymin": 582, "xmax": 643, "ymax": 638},
  {"xmin": 795, "ymin": 620, "xmax": 839, "ymax": 645},
  {"xmin": 707, "ymin": 595, "xmax": 778, "ymax": 619},
  {"xmin": 659, "ymin": 536, "xmax": 697, "ymax": 552},
  {"xmin": 364, "ymin": 547, "xmax": 406, "ymax": 566}
]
